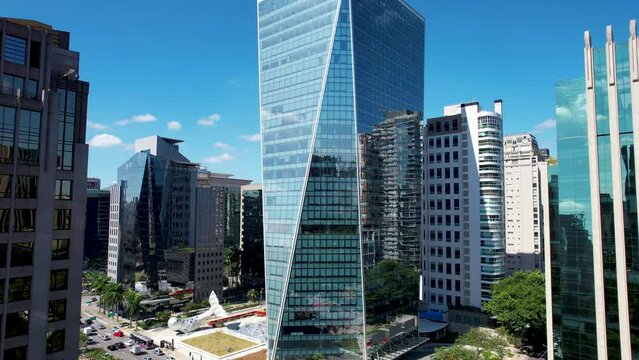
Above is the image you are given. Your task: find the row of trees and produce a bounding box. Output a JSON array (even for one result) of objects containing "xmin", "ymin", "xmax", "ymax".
[{"xmin": 83, "ymin": 272, "xmax": 145, "ymax": 328}]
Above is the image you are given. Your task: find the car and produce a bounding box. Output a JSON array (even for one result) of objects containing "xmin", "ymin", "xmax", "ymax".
[
  {"xmin": 86, "ymin": 338, "xmax": 96, "ymax": 345},
  {"xmin": 113, "ymin": 330, "xmax": 124, "ymax": 337},
  {"xmin": 125, "ymin": 339, "xmax": 135, "ymax": 346},
  {"xmin": 107, "ymin": 345, "xmax": 117, "ymax": 351},
  {"xmin": 119, "ymin": 321, "xmax": 130, "ymax": 327},
  {"xmin": 91, "ymin": 297, "xmax": 98, "ymax": 302},
  {"xmin": 114, "ymin": 342, "xmax": 125, "ymax": 349},
  {"xmin": 165, "ymin": 357, "xmax": 176, "ymax": 360},
  {"xmin": 97, "ymin": 324, "xmax": 106, "ymax": 330},
  {"xmin": 99, "ymin": 334, "xmax": 110, "ymax": 341},
  {"xmin": 154, "ymin": 348, "xmax": 164, "ymax": 356},
  {"xmin": 143, "ymin": 357, "xmax": 153, "ymax": 360}
]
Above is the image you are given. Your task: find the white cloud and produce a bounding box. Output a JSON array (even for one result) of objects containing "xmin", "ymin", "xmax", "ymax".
[
  {"xmin": 559, "ymin": 200, "xmax": 586, "ymax": 213},
  {"xmin": 167, "ymin": 121, "xmax": 182, "ymax": 131},
  {"xmin": 203, "ymin": 153, "xmax": 236, "ymax": 163},
  {"xmin": 87, "ymin": 121, "xmax": 108, "ymax": 130},
  {"xmin": 555, "ymin": 106, "xmax": 571, "ymax": 118},
  {"xmin": 197, "ymin": 113, "xmax": 221, "ymax": 126},
  {"xmin": 532, "ymin": 119, "xmax": 556, "ymax": 134},
  {"xmin": 89, "ymin": 134, "xmax": 123, "ymax": 148},
  {"xmin": 214, "ymin": 142, "xmax": 231, "ymax": 150},
  {"xmin": 116, "ymin": 113, "xmax": 157, "ymax": 126},
  {"xmin": 241, "ymin": 133, "xmax": 261, "ymax": 142}
]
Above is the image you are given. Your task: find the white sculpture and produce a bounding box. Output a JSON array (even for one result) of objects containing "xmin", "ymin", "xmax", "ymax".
[{"xmin": 167, "ymin": 290, "xmax": 227, "ymax": 333}]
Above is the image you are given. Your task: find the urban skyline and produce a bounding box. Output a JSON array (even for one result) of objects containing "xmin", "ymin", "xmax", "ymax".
[{"xmin": 4, "ymin": 1, "xmax": 637, "ymax": 184}]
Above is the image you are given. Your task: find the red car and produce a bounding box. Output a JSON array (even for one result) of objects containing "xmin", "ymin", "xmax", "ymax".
[{"xmin": 113, "ymin": 330, "xmax": 124, "ymax": 337}]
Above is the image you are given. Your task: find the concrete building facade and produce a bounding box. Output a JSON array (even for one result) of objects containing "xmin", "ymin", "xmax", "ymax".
[
  {"xmin": 421, "ymin": 101, "xmax": 504, "ymax": 320},
  {"xmin": 0, "ymin": 18, "xmax": 89, "ymax": 360},
  {"xmin": 503, "ymin": 133, "xmax": 544, "ymax": 274}
]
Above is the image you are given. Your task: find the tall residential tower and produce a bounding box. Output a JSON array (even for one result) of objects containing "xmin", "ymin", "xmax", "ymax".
[
  {"xmin": 421, "ymin": 101, "xmax": 504, "ymax": 320},
  {"xmin": 257, "ymin": 0, "xmax": 424, "ymax": 358},
  {"xmin": 0, "ymin": 18, "xmax": 89, "ymax": 360}
]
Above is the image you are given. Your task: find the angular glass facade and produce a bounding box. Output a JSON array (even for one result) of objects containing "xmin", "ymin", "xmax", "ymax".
[
  {"xmin": 258, "ymin": 0, "xmax": 424, "ymax": 358},
  {"xmin": 552, "ymin": 23, "xmax": 639, "ymax": 359},
  {"xmin": 116, "ymin": 143, "xmax": 197, "ymax": 288}
]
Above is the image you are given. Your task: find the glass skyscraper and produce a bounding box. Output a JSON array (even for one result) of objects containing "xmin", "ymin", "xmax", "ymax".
[
  {"xmin": 549, "ymin": 20, "xmax": 639, "ymax": 360},
  {"xmin": 257, "ymin": 0, "xmax": 424, "ymax": 358}
]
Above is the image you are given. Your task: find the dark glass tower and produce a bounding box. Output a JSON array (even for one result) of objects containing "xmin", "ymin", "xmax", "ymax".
[
  {"xmin": 550, "ymin": 21, "xmax": 639, "ymax": 359},
  {"xmin": 257, "ymin": 0, "xmax": 424, "ymax": 358}
]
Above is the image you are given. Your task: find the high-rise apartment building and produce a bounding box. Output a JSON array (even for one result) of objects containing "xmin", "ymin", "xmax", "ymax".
[
  {"xmin": 421, "ymin": 101, "xmax": 504, "ymax": 320},
  {"xmin": 0, "ymin": 18, "xmax": 89, "ymax": 360},
  {"xmin": 503, "ymin": 133, "xmax": 544, "ymax": 274},
  {"xmin": 257, "ymin": 0, "xmax": 424, "ymax": 358},
  {"xmin": 86, "ymin": 177, "xmax": 100, "ymax": 190},
  {"xmin": 240, "ymin": 184, "xmax": 264, "ymax": 288},
  {"xmin": 108, "ymin": 136, "xmax": 198, "ymax": 290},
  {"xmin": 84, "ymin": 180, "xmax": 109, "ymax": 263},
  {"xmin": 193, "ymin": 171, "xmax": 250, "ymax": 302},
  {"xmin": 549, "ymin": 20, "xmax": 639, "ymax": 360}
]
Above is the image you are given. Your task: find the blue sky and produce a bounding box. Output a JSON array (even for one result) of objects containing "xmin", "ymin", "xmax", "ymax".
[{"xmin": 4, "ymin": 0, "xmax": 638, "ymax": 184}]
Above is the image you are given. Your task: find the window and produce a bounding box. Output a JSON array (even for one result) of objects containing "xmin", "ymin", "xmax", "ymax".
[
  {"xmin": 27, "ymin": 79, "xmax": 37, "ymax": 99},
  {"xmin": 4, "ymin": 346, "xmax": 27, "ymax": 360},
  {"xmin": 2, "ymin": 74, "xmax": 24, "ymax": 96},
  {"xmin": 50, "ymin": 269, "xmax": 68, "ymax": 291},
  {"xmin": 15, "ymin": 176, "xmax": 37, "ymax": 198},
  {"xmin": 46, "ymin": 329, "xmax": 65, "ymax": 354},
  {"xmin": 52, "ymin": 239, "xmax": 70, "ymax": 260},
  {"xmin": 453, "ymin": 151, "xmax": 459, "ymax": 161},
  {"xmin": 0, "ymin": 106, "xmax": 16, "ymax": 163},
  {"xmin": 10, "ymin": 242, "xmax": 33, "ymax": 266},
  {"xmin": 14, "ymin": 209, "xmax": 35, "ymax": 232},
  {"xmin": 48, "ymin": 299, "xmax": 67, "ymax": 322},
  {"xmin": 57, "ymin": 89, "xmax": 76, "ymax": 170},
  {"xmin": 0, "ymin": 209, "xmax": 8, "ymax": 232},
  {"xmin": 4, "ymin": 35, "xmax": 27, "ymax": 64},
  {"xmin": 30, "ymin": 40, "xmax": 41, "ymax": 68},
  {"xmin": 453, "ymin": 183, "xmax": 459, "ymax": 194},
  {"xmin": 444, "ymin": 137, "xmax": 450, "ymax": 147},
  {"xmin": 54, "ymin": 180, "xmax": 72, "ymax": 200},
  {"xmin": 453, "ymin": 167, "xmax": 459, "ymax": 178},
  {"xmin": 0, "ymin": 243, "xmax": 6, "ymax": 268},
  {"xmin": 0, "ymin": 174, "xmax": 10, "ymax": 197},
  {"xmin": 18, "ymin": 110, "xmax": 41, "ymax": 165},
  {"xmin": 53, "ymin": 209, "xmax": 71, "ymax": 230},
  {"xmin": 8, "ymin": 276, "xmax": 31, "ymax": 302}
]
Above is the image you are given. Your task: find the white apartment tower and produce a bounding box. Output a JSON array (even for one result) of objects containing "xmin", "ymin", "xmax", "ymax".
[
  {"xmin": 503, "ymin": 133, "xmax": 545, "ymax": 274},
  {"xmin": 421, "ymin": 101, "xmax": 505, "ymax": 318}
]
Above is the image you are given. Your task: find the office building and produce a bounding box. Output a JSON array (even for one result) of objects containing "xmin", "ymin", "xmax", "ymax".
[
  {"xmin": 549, "ymin": 21, "xmax": 639, "ymax": 360},
  {"xmin": 503, "ymin": 133, "xmax": 545, "ymax": 274},
  {"xmin": 84, "ymin": 181, "xmax": 109, "ymax": 263},
  {"xmin": 421, "ymin": 101, "xmax": 504, "ymax": 320},
  {"xmin": 192, "ymin": 171, "xmax": 249, "ymax": 302},
  {"xmin": 239, "ymin": 184, "xmax": 264, "ymax": 288},
  {"xmin": 258, "ymin": 0, "xmax": 424, "ymax": 357},
  {"xmin": 371, "ymin": 111, "xmax": 422, "ymax": 268},
  {"xmin": 86, "ymin": 177, "xmax": 100, "ymax": 190},
  {"xmin": 107, "ymin": 136, "xmax": 198, "ymax": 291},
  {"xmin": 0, "ymin": 18, "xmax": 89, "ymax": 360}
]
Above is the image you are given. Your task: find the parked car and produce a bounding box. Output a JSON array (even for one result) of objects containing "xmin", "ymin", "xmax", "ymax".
[
  {"xmin": 91, "ymin": 297, "xmax": 98, "ymax": 302},
  {"xmin": 125, "ymin": 339, "xmax": 135, "ymax": 346},
  {"xmin": 154, "ymin": 348, "xmax": 164, "ymax": 356},
  {"xmin": 143, "ymin": 357, "xmax": 153, "ymax": 360},
  {"xmin": 165, "ymin": 357, "xmax": 176, "ymax": 360},
  {"xmin": 130, "ymin": 345, "xmax": 143, "ymax": 355},
  {"xmin": 86, "ymin": 338, "xmax": 96, "ymax": 345},
  {"xmin": 114, "ymin": 342, "xmax": 125, "ymax": 349},
  {"xmin": 99, "ymin": 334, "xmax": 110, "ymax": 341},
  {"xmin": 113, "ymin": 330, "xmax": 124, "ymax": 337},
  {"xmin": 97, "ymin": 324, "xmax": 106, "ymax": 330},
  {"xmin": 107, "ymin": 345, "xmax": 117, "ymax": 351}
]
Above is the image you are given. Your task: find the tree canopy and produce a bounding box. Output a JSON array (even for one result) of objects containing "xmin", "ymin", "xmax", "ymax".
[
  {"xmin": 365, "ymin": 260, "xmax": 419, "ymax": 323},
  {"xmin": 433, "ymin": 328, "xmax": 511, "ymax": 360},
  {"xmin": 483, "ymin": 270, "xmax": 546, "ymax": 349}
]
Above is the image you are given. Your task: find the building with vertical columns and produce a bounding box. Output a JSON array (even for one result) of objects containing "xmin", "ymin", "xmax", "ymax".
[
  {"xmin": 258, "ymin": 0, "xmax": 424, "ymax": 358},
  {"xmin": 84, "ymin": 182, "xmax": 110, "ymax": 263},
  {"xmin": 550, "ymin": 19, "xmax": 639, "ymax": 360},
  {"xmin": 421, "ymin": 101, "xmax": 504, "ymax": 322},
  {"xmin": 503, "ymin": 133, "xmax": 545, "ymax": 274},
  {"xmin": 239, "ymin": 184, "xmax": 264, "ymax": 289},
  {"xmin": 0, "ymin": 18, "xmax": 89, "ymax": 360}
]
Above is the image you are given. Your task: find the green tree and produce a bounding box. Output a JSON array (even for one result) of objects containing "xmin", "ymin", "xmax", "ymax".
[
  {"xmin": 101, "ymin": 282, "xmax": 125, "ymax": 320},
  {"xmin": 364, "ymin": 260, "xmax": 419, "ymax": 323},
  {"xmin": 483, "ymin": 270, "xmax": 546, "ymax": 349},
  {"xmin": 224, "ymin": 246, "xmax": 241, "ymax": 287},
  {"xmin": 123, "ymin": 289, "xmax": 144, "ymax": 329},
  {"xmin": 247, "ymin": 289, "xmax": 259, "ymax": 303},
  {"xmin": 156, "ymin": 309, "xmax": 172, "ymax": 325},
  {"xmin": 79, "ymin": 332, "xmax": 88, "ymax": 349},
  {"xmin": 455, "ymin": 328, "xmax": 510, "ymax": 360},
  {"xmin": 432, "ymin": 345, "xmax": 476, "ymax": 360}
]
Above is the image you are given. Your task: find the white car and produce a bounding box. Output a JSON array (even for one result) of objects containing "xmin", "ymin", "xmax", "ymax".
[
  {"xmin": 125, "ymin": 339, "xmax": 135, "ymax": 346},
  {"xmin": 99, "ymin": 334, "xmax": 110, "ymax": 341},
  {"xmin": 165, "ymin": 357, "xmax": 176, "ymax": 360},
  {"xmin": 97, "ymin": 324, "xmax": 106, "ymax": 330}
]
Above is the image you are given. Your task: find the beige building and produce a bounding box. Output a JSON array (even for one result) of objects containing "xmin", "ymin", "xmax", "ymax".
[{"xmin": 503, "ymin": 133, "xmax": 546, "ymax": 274}]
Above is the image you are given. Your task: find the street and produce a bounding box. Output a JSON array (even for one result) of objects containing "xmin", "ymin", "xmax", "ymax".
[{"xmin": 81, "ymin": 296, "xmax": 179, "ymax": 360}]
